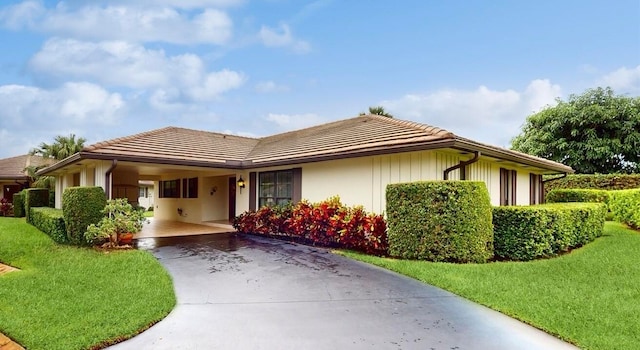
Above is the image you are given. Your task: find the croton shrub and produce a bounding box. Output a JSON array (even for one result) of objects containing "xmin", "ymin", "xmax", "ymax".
[{"xmin": 233, "ymin": 196, "xmax": 388, "ymax": 255}]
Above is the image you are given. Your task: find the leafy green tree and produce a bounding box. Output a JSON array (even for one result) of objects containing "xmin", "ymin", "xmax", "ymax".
[
  {"xmin": 30, "ymin": 134, "xmax": 86, "ymax": 160},
  {"xmin": 360, "ymin": 106, "xmax": 394, "ymax": 118},
  {"xmin": 511, "ymin": 87, "xmax": 640, "ymax": 174}
]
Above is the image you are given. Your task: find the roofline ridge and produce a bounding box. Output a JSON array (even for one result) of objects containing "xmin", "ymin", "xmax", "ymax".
[{"xmin": 365, "ymin": 114, "xmax": 455, "ymax": 138}]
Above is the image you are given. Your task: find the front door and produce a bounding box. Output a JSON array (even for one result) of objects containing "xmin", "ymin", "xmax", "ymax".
[
  {"xmin": 228, "ymin": 177, "xmax": 236, "ymax": 221},
  {"xmin": 3, "ymin": 185, "xmax": 22, "ymax": 203}
]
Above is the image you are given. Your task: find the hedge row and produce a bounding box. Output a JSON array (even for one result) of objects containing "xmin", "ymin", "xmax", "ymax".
[
  {"xmin": 233, "ymin": 196, "xmax": 388, "ymax": 255},
  {"xmin": 62, "ymin": 187, "xmax": 107, "ymax": 245},
  {"xmin": 545, "ymin": 174, "xmax": 640, "ymax": 194},
  {"xmin": 12, "ymin": 191, "xmax": 25, "ymax": 218},
  {"xmin": 546, "ymin": 189, "xmax": 610, "ymax": 206},
  {"xmin": 24, "ymin": 188, "xmax": 49, "ymax": 223},
  {"xmin": 493, "ymin": 203, "xmax": 605, "ymax": 261},
  {"xmin": 386, "ymin": 181, "xmax": 493, "ymax": 263},
  {"xmin": 610, "ymin": 189, "xmax": 640, "ymax": 229},
  {"xmin": 30, "ymin": 207, "xmax": 68, "ymax": 244}
]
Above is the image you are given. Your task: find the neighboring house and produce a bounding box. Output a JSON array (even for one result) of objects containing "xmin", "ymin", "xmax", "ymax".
[
  {"xmin": 0, "ymin": 154, "xmax": 52, "ymax": 203},
  {"xmin": 138, "ymin": 180, "xmax": 155, "ymax": 210},
  {"xmin": 38, "ymin": 115, "xmax": 573, "ymax": 224}
]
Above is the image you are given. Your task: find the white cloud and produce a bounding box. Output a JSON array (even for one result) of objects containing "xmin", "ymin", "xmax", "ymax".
[
  {"xmin": 599, "ymin": 65, "xmax": 640, "ymax": 93},
  {"xmin": 255, "ymin": 81, "xmax": 289, "ymax": 93},
  {"xmin": 382, "ymin": 79, "xmax": 562, "ymax": 147},
  {"xmin": 265, "ymin": 113, "xmax": 325, "ymax": 131},
  {"xmin": 258, "ymin": 23, "xmax": 310, "ymax": 54},
  {"xmin": 0, "ymin": 82, "xmax": 126, "ymax": 156},
  {"xmin": 0, "ymin": 2, "xmax": 233, "ymax": 45},
  {"xmin": 29, "ymin": 38, "xmax": 246, "ymax": 101},
  {"xmin": 108, "ymin": 0, "xmax": 244, "ymax": 8}
]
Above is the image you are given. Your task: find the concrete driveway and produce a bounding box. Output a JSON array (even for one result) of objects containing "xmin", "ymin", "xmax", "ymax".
[{"xmin": 110, "ymin": 233, "xmax": 578, "ymax": 350}]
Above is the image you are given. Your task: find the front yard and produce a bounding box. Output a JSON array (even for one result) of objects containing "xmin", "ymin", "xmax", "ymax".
[
  {"xmin": 341, "ymin": 221, "xmax": 640, "ymax": 350},
  {"xmin": 0, "ymin": 217, "xmax": 175, "ymax": 350}
]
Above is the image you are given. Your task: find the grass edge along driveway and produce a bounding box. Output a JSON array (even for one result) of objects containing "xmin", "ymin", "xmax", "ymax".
[
  {"xmin": 0, "ymin": 217, "xmax": 176, "ymax": 350},
  {"xmin": 340, "ymin": 221, "xmax": 640, "ymax": 350}
]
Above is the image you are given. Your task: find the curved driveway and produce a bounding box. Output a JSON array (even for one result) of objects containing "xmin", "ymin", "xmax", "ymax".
[{"xmin": 111, "ymin": 233, "xmax": 578, "ymax": 350}]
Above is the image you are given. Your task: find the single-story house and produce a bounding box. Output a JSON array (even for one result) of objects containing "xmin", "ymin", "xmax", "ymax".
[
  {"xmin": 38, "ymin": 115, "xmax": 573, "ymax": 225},
  {"xmin": 0, "ymin": 154, "xmax": 52, "ymax": 203}
]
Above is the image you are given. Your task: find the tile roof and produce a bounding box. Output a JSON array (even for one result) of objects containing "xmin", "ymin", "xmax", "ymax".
[
  {"xmin": 83, "ymin": 127, "xmax": 259, "ymax": 164},
  {"xmin": 0, "ymin": 155, "xmax": 52, "ymax": 180},
  {"xmin": 247, "ymin": 115, "xmax": 453, "ymax": 163},
  {"xmin": 39, "ymin": 114, "xmax": 574, "ymax": 174}
]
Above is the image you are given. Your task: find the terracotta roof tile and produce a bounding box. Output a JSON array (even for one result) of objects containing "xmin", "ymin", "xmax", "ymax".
[
  {"xmin": 247, "ymin": 115, "xmax": 454, "ymax": 163},
  {"xmin": 0, "ymin": 155, "xmax": 52, "ymax": 179},
  {"xmin": 84, "ymin": 127, "xmax": 259, "ymax": 163},
  {"xmin": 41, "ymin": 115, "xmax": 573, "ymax": 174}
]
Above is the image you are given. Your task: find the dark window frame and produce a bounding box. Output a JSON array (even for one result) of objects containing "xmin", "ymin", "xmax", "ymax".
[
  {"xmin": 500, "ymin": 168, "xmax": 517, "ymax": 206},
  {"xmin": 159, "ymin": 179, "xmax": 180, "ymax": 198},
  {"xmin": 258, "ymin": 170, "xmax": 293, "ymax": 207},
  {"xmin": 182, "ymin": 177, "xmax": 198, "ymax": 198},
  {"xmin": 529, "ymin": 174, "xmax": 543, "ymax": 205}
]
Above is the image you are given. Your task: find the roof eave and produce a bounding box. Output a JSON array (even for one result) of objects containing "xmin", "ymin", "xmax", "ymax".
[
  {"xmin": 242, "ymin": 139, "xmax": 457, "ymax": 168},
  {"xmin": 452, "ymin": 139, "xmax": 574, "ymax": 174}
]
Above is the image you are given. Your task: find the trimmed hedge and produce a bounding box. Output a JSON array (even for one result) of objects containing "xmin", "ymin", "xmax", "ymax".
[
  {"xmin": 546, "ymin": 189, "xmax": 611, "ymax": 206},
  {"xmin": 24, "ymin": 188, "xmax": 49, "ymax": 223},
  {"xmin": 12, "ymin": 191, "xmax": 25, "ymax": 218},
  {"xmin": 63, "ymin": 187, "xmax": 107, "ymax": 245},
  {"xmin": 545, "ymin": 174, "xmax": 640, "ymax": 195},
  {"xmin": 386, "ymin": 181, "xmax": 493, "ymax": 263},
  {"xmin": 609, "ymin": 189, "xmax": 640, "ymax": 229},
  {"xmin": 493, "ymin": 203, "xmax": 606, "ymax": 261},
  {"xmin": 30, "ymin": 207, "xmax": 67, "ymax": 244}
]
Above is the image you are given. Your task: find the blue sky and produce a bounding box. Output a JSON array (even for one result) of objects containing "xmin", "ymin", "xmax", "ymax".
[{"xmin": 0, "ymin": 0, "xmax": 638, "ymax": 158}]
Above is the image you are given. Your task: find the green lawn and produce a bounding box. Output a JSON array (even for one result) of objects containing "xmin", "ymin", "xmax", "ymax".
[
  {"xmin": 340, "ymin": 221, "xmax": 640, "ymax": 350},
  {"xmin": 0, "ymin": 217, "xmax": 176, "ymax": 350},
  {"xmin": 143, "ymin": 210, "xmax": 154, "ymax": 218}
]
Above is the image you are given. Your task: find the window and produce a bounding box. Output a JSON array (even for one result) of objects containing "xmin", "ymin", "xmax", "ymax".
[
  {"xmin": 159, "ymin": 179, "xmax": 180, "ymax": 198},
  {"xmin": 500, "ymin": 168, "xmax": 517, "ymax": 206},
  {"xmin": 138, "ymin": 187, "xmax": 147, "ymax": 198},
  {"xmin": 530, "ymin": 174, "xmax": 543, "ymax": 205},
  {"xmin": 182, "ymin": 177, "xmax": 198, "ymax": 198},
  {"xmin": 259, "ymin": 170, "xmax": 293, "ymax": 207}
]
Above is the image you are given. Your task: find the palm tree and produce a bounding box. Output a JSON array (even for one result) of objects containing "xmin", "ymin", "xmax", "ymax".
[
  {"xmin": 23, "ymin": 164, "xmax": 55, "ymax": 190},
  {"xmin": 359, "ymin": 106, "xmax": 394, "ymax": 118},
  {"xmin": 30, "ymin": 134, "xmax": 87, "ymax": 160}
]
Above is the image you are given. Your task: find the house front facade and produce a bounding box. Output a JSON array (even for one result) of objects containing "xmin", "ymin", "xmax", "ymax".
[{"xmin": 39, "ymin": 115, "xmax": 573, "ymax": 224}]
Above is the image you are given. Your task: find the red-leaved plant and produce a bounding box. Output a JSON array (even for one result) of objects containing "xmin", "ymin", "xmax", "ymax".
[{"xmin": 233, "ymin": 196, "xmax": 388, "ymax": 255}]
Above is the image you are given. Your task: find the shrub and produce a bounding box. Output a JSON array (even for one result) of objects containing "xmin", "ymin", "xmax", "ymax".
[
  {"xmin": 84, "ymin": 198, "xmax": 148, "ymax": 247},
  {"xmin": 547, "ymin": 189, "xmax": 612, "ymax": 219},
  {"xmin": 0, "ymin": 198, "xmax": 12, "ymax": 216},
  {"xmin": 48, "ymin": 191, "xmax": 55, "ymax": 208},
  {"xmin": 609, "ymin": 189, "xmax": 640, "ymax": 229},
  {"xmin": 545, "ymin": 174, "xmax": 640, "ymax": 195},
  {"xmin": 30, "ymin": 207, "xmax": 67, "ymax": 244},
  {"xmin": 233, "ymin": 196, "xmax": 388, "ymax": 255},
  {"xmin": 12, "ymin": 191, "xmax": 25, "ymax": 218},
  {"xmin": 546, "ymin": 189, "xmax": 611, "ymax": 206},
  {"xmin": 24, "ymin": 188, "xmax": 49, "ymax": 223},
  {"xmin": 62, "ymin": 187, "xmax": 107, "ymax": 245},
  {"xmin": 493, "ymin": 203, "xmax": 605, "ymax": 261},
  {"xmin": 385, "ymin": 181, "xmax": 493, "ymax": 263}
]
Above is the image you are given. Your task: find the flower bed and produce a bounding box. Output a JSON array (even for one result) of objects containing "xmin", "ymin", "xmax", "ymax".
[{"xmin": 233, "ymin": 196, "xmax": 388, "ymax": 255}]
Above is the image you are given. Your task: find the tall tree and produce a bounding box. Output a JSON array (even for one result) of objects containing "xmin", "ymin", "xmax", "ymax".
[
  {"xmin": 360, "ymin": 106, "xmax": 394, "ymax": 118},
  {"xmin": 30, "ymin": 134, "xmax": 87, "ymax": 160},
  {"xmin": 511, "ymin": 87, "xmax": 640, "ymax": 174}
]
